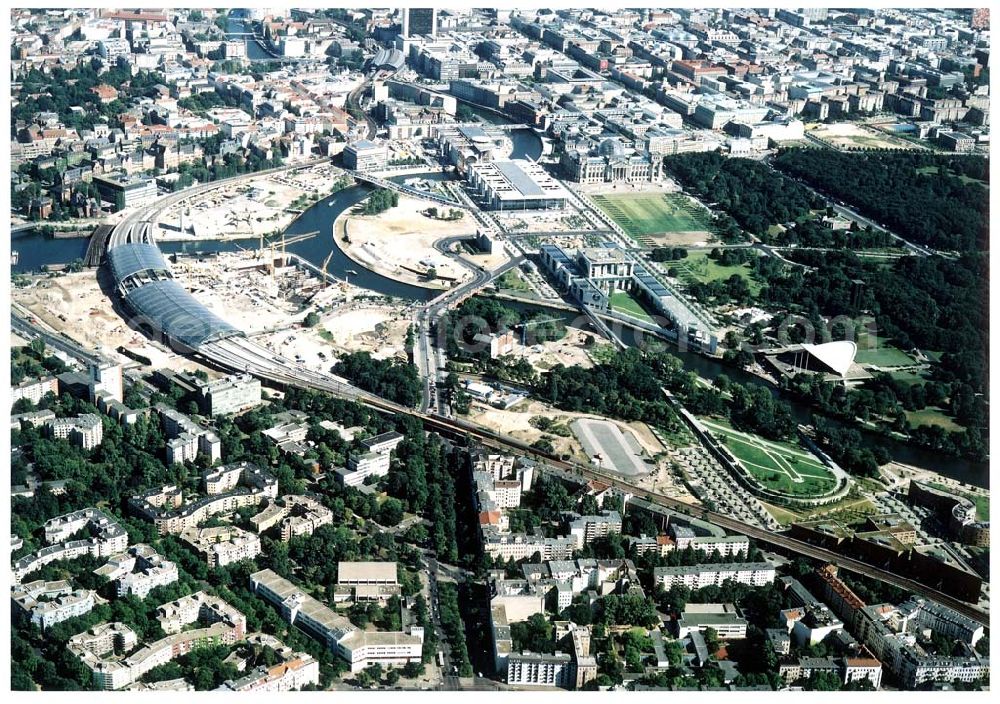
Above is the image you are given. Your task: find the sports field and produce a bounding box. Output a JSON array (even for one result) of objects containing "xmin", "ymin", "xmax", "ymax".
[
  {"xmin": 592, "ymin": 193, "xmax": 711, "ymax": 246},
  {"xmin": 702, "ymin": 418, "xmax": 839, "ymax": 498}
]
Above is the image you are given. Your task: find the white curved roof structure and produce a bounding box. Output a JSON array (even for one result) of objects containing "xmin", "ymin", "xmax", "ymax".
[{"xmin": 800, "ymin": 341, "xmax": 858, "ymax": 377}]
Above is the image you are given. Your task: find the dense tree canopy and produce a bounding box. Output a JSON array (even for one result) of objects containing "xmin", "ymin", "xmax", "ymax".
[
  {"xmin": 773, "ymin": 149, "xmax": 989, "ymax": 251},
  {"xmin": 663, "ymin": 152, "xmax": 824, "ymax": 235}
]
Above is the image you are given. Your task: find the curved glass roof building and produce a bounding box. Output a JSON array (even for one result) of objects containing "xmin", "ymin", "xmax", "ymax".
[{"xmin": 106, "ymin": 242, "xmax": 241, "ymax": 350}]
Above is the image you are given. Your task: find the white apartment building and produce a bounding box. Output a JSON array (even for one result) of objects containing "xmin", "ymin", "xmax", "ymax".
[
  {"xmin": 507, "ymin": 652, "xmax": 574, "ymax": 687},
  {"xmin": 482, "ymin": 532, "xmax": 577, "ymax": 562},
  {"xmin": 11, "ymin": 375, "xmax": 58, "ymax": 407},
  {"xmin": 690, "ymin": 535, "xmax": 751, "ymax": 557},
  {"xmin": 654, "ymin": 562, "xmax": 776, "ymax": 590},
  {"xmin": 194, "ymin": 373, "xmax": 262, "ymax": 416},
  {"xmin": 12, "ymin": 580, "xmax": 98, "ymax": 629},
  {"xmin": 46, "ymin": 413, "xmax": 104, "ymax": 449},
  {"xmin": 15, "ymin": 509, "xmax": 129, "ymax": 581},
  {"xmin": 336, "ymin": 450, "xmax": 391, "ymax": 486},
  {"xmin": 97, "ymin": 544, "xmax": 178, "ymax": 600},
  {"xmin": 360, "ymin": 431, "xmax": 405, "ymax": 455},
  {"xmin": 568, "ymin": 511, "xmax": 623, "ymax": 549}
]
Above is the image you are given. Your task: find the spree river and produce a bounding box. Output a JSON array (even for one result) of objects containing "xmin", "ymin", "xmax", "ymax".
[{"xmin": 8, "ymin": 38, "xmax": 984, "ymax": 486}]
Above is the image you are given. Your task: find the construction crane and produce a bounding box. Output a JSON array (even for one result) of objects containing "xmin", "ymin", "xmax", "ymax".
[
  {"xmin": 321, "ymin": 251, "xmax": 334, "ymax": 285},
  {"xmin": 266, "ymin": 230, "xmax": 319, "ymax": 276}
]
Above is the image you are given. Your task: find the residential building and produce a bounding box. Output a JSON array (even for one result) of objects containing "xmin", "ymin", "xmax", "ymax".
[
  {"xmin": 568, "ymin": 511, "xmax": 623, "ymax": 549},
  {"xmin": 14, "ymin": 508, "xmax": 129, "ymax": 581},
  {"xmin": 194, "ymin": 373, "xmax": 262, "ymax": 416},
  {"xmin": 507, "ymin": 652, "xmax": 574, "ymax": 687},
  {"xmin": 95, "ymin": 544, "xmax": 179, "ymax": 599},
  {"xmin": 11, "ymin": 375, "xmax": 58, "ymax": 407},
  {"xmin": 12, "ymin": 580, "xmax": 98, "ymax": 629},
  {"xmin": 653, "ymin": 562, "xmax": 776, "ymax": 590},
  {"xmin": 46, "ymin": 413, "xmax": 104, "ymax": 449},
  {"xmin": 179, "ymin": 525, "xmax": 262, "ymax": 567}
]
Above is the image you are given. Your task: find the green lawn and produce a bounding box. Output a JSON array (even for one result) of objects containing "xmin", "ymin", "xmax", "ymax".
[
  {"xmin": 609, "ymin": 290, "xmax": 656, "ymax": 324},
  {"xmin": 917, "ymin": 165, "xmax": 988, "ymax": 188},
  {"xmin": 760, "ymin": 502, "xmax": 802, "ymax": 526},
  {"xmin": 592, "ymin": 193, "xmax": 711, "ymax": 243},
  {"xmin": 672, "ymin": 252, "xmax": 762, "ymax": 296},
  {"xmin": 703, "ymin": 418, "xmax": 839, "ymax": 497},
  {"xmin": 854, "ymin": 327, "xmax": 915, "ymax": 367},
  {"xmin": 906, "ymin": 408, "xmax": 963, "ymax": 433},
  {"xmin": 498, "ymin": 269, "xmax": 531, "ymax": 292}
]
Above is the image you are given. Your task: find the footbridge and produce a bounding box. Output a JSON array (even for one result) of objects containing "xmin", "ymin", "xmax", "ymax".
[{"xmin": 343, "ymin": 170, "xmax": 473, "ymax": 211}]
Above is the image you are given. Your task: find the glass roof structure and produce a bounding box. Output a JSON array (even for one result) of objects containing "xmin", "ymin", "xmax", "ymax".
[
  {"xmin": 107, "ymin": 242, "xmax": 170, "ymax": 284},
  {"xmin": 123, "ymin": 280, "xmax": 240, "ymax": 348}
]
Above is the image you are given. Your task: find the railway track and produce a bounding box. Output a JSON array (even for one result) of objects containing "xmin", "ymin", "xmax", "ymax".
[
  {"xmin": 189, "ymin": 337, "xmax": 992, "ymax": 627},
  {"xmin": 84, "ymin": 144, "xmax": 989, "ymax": 628}
]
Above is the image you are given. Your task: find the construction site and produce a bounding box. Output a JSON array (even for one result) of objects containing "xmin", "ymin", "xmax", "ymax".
[{"xmin": 157, "ymin": 163, "xmax": 343, "ymax": 242}]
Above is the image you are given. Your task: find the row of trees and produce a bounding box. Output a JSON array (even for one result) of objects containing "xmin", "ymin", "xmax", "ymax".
[
  {"xmin": 536, "ymin": 347, "xmax": 798, "ymax": 443},
  {"xmin": 763, "ymin": 217, "xmax": 895, "ymax": 249}
]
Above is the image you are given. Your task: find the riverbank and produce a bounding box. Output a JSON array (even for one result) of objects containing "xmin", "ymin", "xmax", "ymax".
[
  {"xmin": 332, "ymin": 195, "xmax": 469, "ymax": 290},
  {"xmin": 332, "ymin": 193, "xmax": 511, "ymax": 291},
  {"xmin": 881, "ymin": 462, "xmax": 991, "ymax": 497},
  {"xmin": 158, "ymin": 161, "xmax": 343, "ymax": 243}
]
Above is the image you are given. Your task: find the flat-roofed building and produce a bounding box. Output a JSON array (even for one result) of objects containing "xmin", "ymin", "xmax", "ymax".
[
  {"xmin": 654, "ymin": 562, "xmax": 775, "ymax": 590},
  {"xmin": 676, "ymin": 603, "xmax": 748, "ymax": 640},
  {"xmin": 507, "ymin": 652, "xmax": 574, "ymax": 687},
  {"xmin": 249, "ymin": 569, "xmax": 422, "ymax": 672},
  {"xmin": 194, "ymin": 373, "xmax": 262, "ymax": 416},
  {"xmin": 46, "ymin": 413, "xmax": 104, "ymax": 449},
  {"xmin": 343, "ymin": 140, "xmax": 388, "ymax": 172},
  {"xmin": 346, "ymin": 559, "xmax": 400, "ymax": 601},
  {"xmin": 360, "ymin": 431, "xmax": 405, "ymax": 455},
  {"xmin": 690, "ymin": 535, "xmax": 750, "ymax": 557},
  {"xmin": 92, "ymin": 174, "xmax": 157, "ymax": 211},
  {"xmin": 568, "ymin": 511, "xmax": 622, "ymax": 549},
  {"xmin": 12, "ymin": 375, "xmax": 59, "ymax": 407},
  {"xmin": 467, "ymin": 159, "xmax": 569, "ymax": 211},
  {"xmin": 337, "ymin": 450, "xmax": 391, "ymax": 486}
]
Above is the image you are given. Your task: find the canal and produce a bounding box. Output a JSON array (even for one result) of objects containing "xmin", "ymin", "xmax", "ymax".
[{"xmin": 7, "ymin": 26, "xmax": 983, "ymax": 486}]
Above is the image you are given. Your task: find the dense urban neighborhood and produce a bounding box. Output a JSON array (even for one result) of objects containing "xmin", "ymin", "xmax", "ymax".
[{"xmin": 9, "ymin": 5, "xmax": 990, "ymax": 694}]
